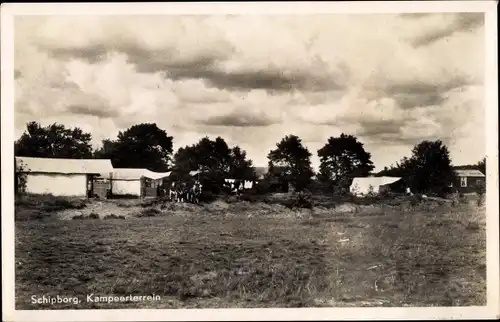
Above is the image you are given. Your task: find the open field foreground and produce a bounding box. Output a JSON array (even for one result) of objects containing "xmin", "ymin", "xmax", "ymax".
[{"xmin": 15, "ymin": 194, "xmax": 486, "ymax": 309}]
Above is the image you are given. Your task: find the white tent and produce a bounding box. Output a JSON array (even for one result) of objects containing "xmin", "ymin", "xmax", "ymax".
[
  {"xmin": 15, "ymin": 156, "xmax": 113, "ymax": 197},
  {"xmin": 350, "ymin": 176, "xmax": 402, "ymax": 196},
  {"xmin": 102, "ymin": 168, "xmax": 171, "ymax": 196}
]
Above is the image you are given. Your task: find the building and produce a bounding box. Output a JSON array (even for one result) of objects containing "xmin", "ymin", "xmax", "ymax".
[
  {"xmin": 102, "ymin": 168, "xmax": 171, "ymax": 198},
  {"xmin": 453, "ymin": 169, "xmax": 486, "ymax": 193},
  {"xmin": 15, "ymin": 156, "xmax": 113, "ymax": 197},
  {"xmin": 349, "ymin": 176, "xmax": 404, "ymax": 196}
]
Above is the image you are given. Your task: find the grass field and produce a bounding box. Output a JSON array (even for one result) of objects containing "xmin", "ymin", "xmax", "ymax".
[{"xmin": 14, "ymin": 193, "xmax": 486, "ymax": 309}]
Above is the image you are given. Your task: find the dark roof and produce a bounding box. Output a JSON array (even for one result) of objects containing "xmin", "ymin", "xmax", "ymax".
[{"xmin": 455, "ymin": 169, "xmax": 485, "ymax": 177}]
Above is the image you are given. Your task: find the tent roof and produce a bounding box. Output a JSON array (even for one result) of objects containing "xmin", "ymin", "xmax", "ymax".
[
  {"xmin": 189, "ymin": 170, "xmax": 200, "ymax": 176},
  {"xmin": 351, "ymin": 176, "xmax": 402, "ymax": 188},
  {"xmin": 15, "ymin": 156, "xmax": 113, "ymax": 174},
  {"xmin": 107, "ymin": 168, "xmax": 171, "ymax": 180}
]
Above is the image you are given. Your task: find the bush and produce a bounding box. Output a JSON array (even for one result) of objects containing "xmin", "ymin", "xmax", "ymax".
[
  {"xmin": 72, "ymin": 213, "xmax": 100, "ymax": 220},
  {"xmin": 88, "ymin": 212, "xmax": 100, "ymax": 219},
  {"xmin": 137, "ymin": 208, "xmax": 161, "ymax": 217},
  {"xmin": 108, "ymin": 194, "xmax": 141, "ymax": 200},
  {"xmin": 409, "ymin": 194, "xmax": 424, "ymax": 206},
  {"xmin": 282, "ymin": 190, "xmax": 313, "ymax": 209},
  {"xmin": 140, "ymin": 198, "xmax": 161, "ymax": 208},
  {"xmin": 103, "ymin": 214, "xmax": 126, "ymax": 220},
  {"xmin": 198, "ymin": 191, "xmax": 218, "ymax": 203},
  {"xmin": 239, "ymin": 194, "xmax": 263, "ymax": 203},
  {"xmin": 254, "ymin": 180, "xmax": 272, "ymax": 195}
]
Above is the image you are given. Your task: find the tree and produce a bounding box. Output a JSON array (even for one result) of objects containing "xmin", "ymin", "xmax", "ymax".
[
  {"xmin": 267, "ymin": 135, "xmax": 314, "ymax": 192},
  {"xmin": 399, "ymin": 140, "xmax": 455, "ymax": 195},
  {"xmin": 229, "ymin": 146, "xmax": 257, "ymax": 181},
  {"xmin": 15, "ymin": 121, "xmax": 93, "ymax": 158},
  {"xmin": 317, "ymin": 134, "xmax": 375, "ymax": 192},
  {"xmin": 172, "ymin": 136, "xmax": 238, "ymax": 194},
  {"xmin": 93, "ymin": 139, "xmax": 116, "ymax": 160},
  {"xmin": 100, "ymin": 123, "xmax": 173, "ymax": 172},
  {"xmin": 375, "ymin": 157, "xmax": 413, "ymax": 177},
  {"xmin": 15, "ymin": 157, "xmax": 30, "ymax": 194},
  {"xmin": 477, "ymin": 157, "xmax": 486, "ymax": 175}
]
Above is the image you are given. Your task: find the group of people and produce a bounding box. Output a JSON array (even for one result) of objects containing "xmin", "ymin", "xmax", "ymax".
[
  {"xmin": 160, "ymin": 180, "xmax": 203, "ymax": 204},
  {"xmin": 157, "ymin": 178, "xmax": 255, "ymax": 204},
  {"xmin": 224, "ymin": 179, "xmax": 254, "ymax": 196}
]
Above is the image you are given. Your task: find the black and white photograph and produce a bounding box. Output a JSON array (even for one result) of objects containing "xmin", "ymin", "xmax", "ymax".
[{"xmin": 2, "ymin": 1, "xmax": 499, "ymax": 321}]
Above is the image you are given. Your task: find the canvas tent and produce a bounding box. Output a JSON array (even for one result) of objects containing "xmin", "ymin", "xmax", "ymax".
[
  {"xmin": 15, "ymin": 156, "xmax": 113, "ymax": 197},
  {"xmin": 349, "ymin": 176, "xmax": 403, "ymax": 196},
  {"xmin": 102, "ymin": 168, "xmax": 171, "ymax": 197}
]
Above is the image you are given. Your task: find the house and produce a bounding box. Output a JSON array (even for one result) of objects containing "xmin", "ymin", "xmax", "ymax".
[
  {"xmin": 452, "ymin": 169, "xmax": 486, "ymax": 193},
  {"xmin": 349, "ymin": 176, "xmax": 404, "ymax": 196},
  {"xmin": 101, "ymin": 168, "xmax": 171, "ymax": 198},
  {"xmin": 15, "ymin": 156, "xmax": 113, "ymax": 197}
]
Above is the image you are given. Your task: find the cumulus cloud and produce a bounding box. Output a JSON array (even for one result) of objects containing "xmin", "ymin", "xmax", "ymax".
[
  {"xmin": 13, "ymin": 13, "xmax": 485, "ymax": 170},
  {"xmin": 404, "ymin": 13, "xmax": 484, "ymax": 47}
]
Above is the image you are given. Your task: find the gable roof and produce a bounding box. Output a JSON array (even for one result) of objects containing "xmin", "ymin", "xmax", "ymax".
[
  {"xmin": 455, "ymin": 169, "xmax": 485, "ymax": 177},
  {"xmin": 105, "ymin": 168, "xmax": 171, "ymax": 180},
  {"xmin": 15, "ymin": 156, "xmax": 113, "ymax": 175}
]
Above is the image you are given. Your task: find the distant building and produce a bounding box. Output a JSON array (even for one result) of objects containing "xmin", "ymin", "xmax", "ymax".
[
  {"xmin": 452, "ymin": 169, "xmax": 486, "ymax": 193},
  {"xmin": 15, "ymin": 156, "xmax": 113, "ymax": 197}
]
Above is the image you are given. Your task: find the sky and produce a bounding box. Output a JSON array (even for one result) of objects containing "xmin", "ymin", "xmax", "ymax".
[{"xmin": 14, "ymin": 13, "xmax": 485, "ymax": 171}]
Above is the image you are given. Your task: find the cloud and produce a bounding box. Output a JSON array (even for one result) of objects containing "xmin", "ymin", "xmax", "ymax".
[
  {"xmin": 66, "ymin": 104, "xmax": 116, "ymax": 118},
  {"xmin": 13, "ymin": 14, "xmax": 486, "ymax": 170},
  {"xmin": 28, "ymin": 16, "xmax": 350, "ymax": 93},
  {"xmin": 200, "ymin": 110, "xmax": 281, "ymax": 127},
  {"xmin": 406, "ymin": 13, "xmax": 484, "ymax": 47},
  {"xmin": 373, "ymin": 75, "xmax": 475, "ymax": 109},
  {"xmin": 398, "ymin": 13, "xmax": 435, "ymax": 19}
]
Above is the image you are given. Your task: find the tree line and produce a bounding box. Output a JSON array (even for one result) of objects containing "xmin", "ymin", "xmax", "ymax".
[{"xmin": 14, "ymin": 121, "xmax": 485, "ymax": 196}]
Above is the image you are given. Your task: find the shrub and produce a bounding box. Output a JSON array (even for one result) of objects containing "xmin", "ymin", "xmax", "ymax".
[
  {"xmin": 284, "ymin": 190, "xmax": 313, "ymax": 209},
  {"xmin": 88, "ymin": 212, "xmax": 100, "ymax": 219},
  {"xmin": 140, "ymin": 198, "xmax": 161, "ymax": 208},
  {"xmin": 137, "ymin": 208, "xmax": 161, "ymax": 217},
  {"xmin": 104, "ymin": 214, "xmax": 126, "ymax": 220},
  {"xmin": 73, "ymin": 213, "xmax": 100, "ymax": 220},
  {"xmin": 254, "ymin": 180, "xmax": 272, "ymax": 195},
  {"xmin": 239, "ymin": 194, "xmax": 263, "ymax": 203},
  {"xmin": 198, "ymin": 191, "xmax": 218, "ymax": 203}
]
